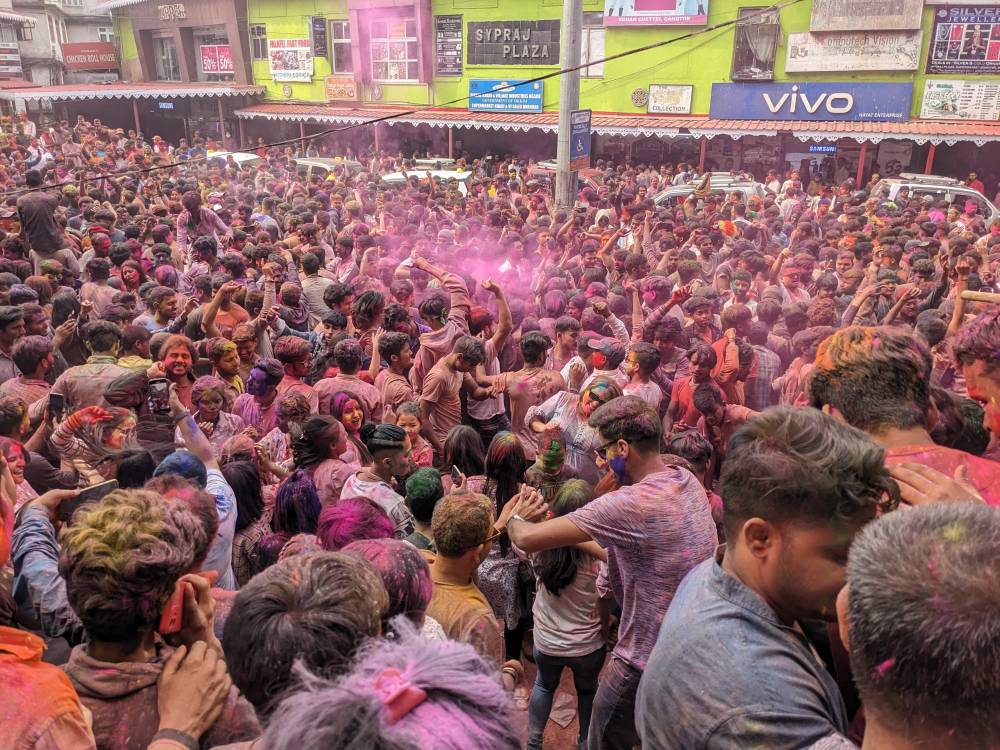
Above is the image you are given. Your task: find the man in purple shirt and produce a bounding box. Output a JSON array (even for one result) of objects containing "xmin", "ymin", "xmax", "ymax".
[{"xmin": 507, "ymin": 395, "xmax": 717, "ymax": 749}]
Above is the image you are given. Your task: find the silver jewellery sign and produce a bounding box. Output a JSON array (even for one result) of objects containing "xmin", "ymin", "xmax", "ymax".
[{"xmin": 786, "ymin": 31, "xmax": 922, "ymax": 72}]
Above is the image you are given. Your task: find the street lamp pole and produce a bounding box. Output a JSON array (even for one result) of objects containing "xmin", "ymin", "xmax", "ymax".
[{"xmin": 555, "ymin": 0, "xmax": 583, "ymax": 208}]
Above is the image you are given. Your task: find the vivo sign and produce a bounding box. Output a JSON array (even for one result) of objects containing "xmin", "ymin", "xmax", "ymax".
[{"xmin": 710, "ymin": 82, "xmax": 912, "ymax": 122}]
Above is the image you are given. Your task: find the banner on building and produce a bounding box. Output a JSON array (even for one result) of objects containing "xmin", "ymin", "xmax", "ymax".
[
  {"xmin": 570, "ymin": 109, "xmax": 592, "ymax": 171},
  {"xmin": 786, "ymin": 32, "xmax": 921, "ymax": 72},
  {"xmin": 324, "ymin": 76, "xmax": 357, "ymax": 101},
  {"xmin": 709, "ymin": 82, "xmax": 912, "ymax": 122},
  {"xmin": 467, "ymin": 21, "xmax": 559, "ymax": 66},
  {"xmin": 921, "ymin": 79, "xmax": 1000, "ymax": 120},
  {"xmin": 469, "ymin": 79, "xmax": 544, "ymax": 112},
  {"xmin": 268, "ymin": 38, "xmax": 313, "ymax": 82},
  {"xmin": 61, "ymin": 42, "xmax": 118, "ymax": 71},
  {"xmin": 647, "ymin": 84, "xmax": 693, "ymax": 114},
  {"xmin": 199, "ymin": 45, "xmax": 234, "ymax": 74},
  {"xmin": 602, "ymin": 0, "xmax": 708, "ymax": 26},
  {"xmin": 310, "ymin": 17, "xmax": 328, "ymax": 58},
  {"xmin": 875, "ymin": 141, "xmax": 914, "ymax": 176},
  {"xmin": 809, "ymin": 0, "xmax": 923, "ymax": 31},
  {"xmin": 0, "ymin": 44, "xmax": 21, "ymax": 78},
  {"xmin": 927, "ymin": 6, "xmax": 1000, "ymax": 74},
  {"xmin": 435, "ymin": 15, "xmax": 463, "ymax": 76}
]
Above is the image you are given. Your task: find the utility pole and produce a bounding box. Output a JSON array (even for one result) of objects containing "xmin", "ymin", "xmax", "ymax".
[{"xmin": 555, "ymin": 0, "xmax": 583, "ymax": 208}]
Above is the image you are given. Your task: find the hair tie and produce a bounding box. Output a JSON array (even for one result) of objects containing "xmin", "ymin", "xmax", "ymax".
[{"xmin": 374, "ymin": 668, "xmax": 426, "ymax": 724}]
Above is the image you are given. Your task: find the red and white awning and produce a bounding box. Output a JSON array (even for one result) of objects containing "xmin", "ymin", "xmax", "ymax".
[{"xmin": 0, "ymin": 82, "xmax": 264, "ymax": 103}]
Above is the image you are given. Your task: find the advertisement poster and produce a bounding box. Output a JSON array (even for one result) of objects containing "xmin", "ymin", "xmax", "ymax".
[
  {"xmin": 810, "ymin": 0, "xmax": 923, "ymax": 31},
  {"xmin": 199, "ymin": 45, "xmax": 234, "ymax": 75},
  {"xmin": 647, "ymin": 84, "xmax": 693, "ymax": 114},
  {"xmin": 875, "ymin": 141, "xmax": 914, "ymax": 176},
  {"xmin": 603, "ymin": 0, "xmax": 708, "ymax": 26},
  {"xmin": 921, "ymin": 79, "xmax": 1000, "ymax": 120},
  {"xmin": 324, "ymin": 76, "xmax": 357, "ymax": 101},
  {"xmin": 435, "ymin": 15, "xmax": 463, "ymax": 76},
  {"xmin": 469, "ymin": 79, "xmax": 544, "ymax": 113},
  {"xmin": 61, "ymin": 42, "xmax": 118, "ymax": 71},
  {"xmin": 928, "ymin": 6, "xmax": 1000, "ymax": 74},
  {"xmin": 310, "ymin": 17, "xmax": 328, "ymax": 58},
  {"xmin": 786, "ymin": 32, "xmax": 921, "ymax": 72},
  {"xmin": 710, "ymin": 82, "xmax": 912, "ymax": 122},
  {"xmin": 268, "ymin": 39, "xmax": 313, "ymax": 82}
]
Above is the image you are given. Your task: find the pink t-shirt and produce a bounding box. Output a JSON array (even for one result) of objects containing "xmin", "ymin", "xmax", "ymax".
[{"xmin": 885, "ymin": 444, "xmax": 1000, "ymax": 507}]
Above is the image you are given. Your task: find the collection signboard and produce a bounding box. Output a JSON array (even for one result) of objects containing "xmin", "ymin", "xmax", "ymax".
[
  {"xmin": 927, "ymin": 6, "xmax": 1000, "ymax": 74},
  {"xmin": 647, "ymin": 84, "xmax": 693, "ymax": 114}
]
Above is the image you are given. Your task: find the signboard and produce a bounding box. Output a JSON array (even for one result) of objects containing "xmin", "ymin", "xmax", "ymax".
[
  {"xmin": 324, "ymin": 75, "xmax": 358, "ymax": 101},
  {"xmin": 875, "ymin": 141, "xmax": 914, "ymax": 175},
  {"xmin": 199, "ymin": 45, "xmax": 234, "ymax": 75},
  {"xmin": 786, "ymin": 32, "xmax": 921, "ymax": 72},
  {"xmin": 709, "ymin": 82, "xmax": 912, "ymax": 122},
  {"xmin": 0, "ymin": 44, "xmax": 21, "ymax": 77},
  {"xmin": 647, "ymin": 83, "xmax": 693, "ymax": 114},
  {"xmin": 603, "ymin": 0, "xmax": 708, "ymax": 26},
  {"xmin": 921, "ymin": 79, "xmax": 1000, "ymax": 120},
  {"xmin": 809, "ymin": 0, "xmax": 923, "ymax": 31},
  {"xmin": 469, "ymin": 79, "xmax": 544, "ymax": 112},
  {"xmin": 157, "ymin": 3, "xmax": 185, "ymax": 20},
  {"xmin": 268, "ymin": 38, "xmax": 313, "ymax": 82},
  {"xmin": 928, "ymin": 6, "xmax": 1000, "ymax": 74},
  {"xmin": 467, "ymin": 21, "xmax": 559, "ymax": 66},
  {"xmin": 809, "ymin": 145, "xmax": 838, "ymax": 153},
  {"xmin": 310, "ymin": 17, "xmax": 328, "ymax": 58},
  {"xmin": 570, "ymin": 109, "xmax": 592, "ymax": 171},
  {"xmin": 435, "ymin": 15, "xmax": 463, "ymax": 76},
  {"xmin": 61, "ymin": 42, "xmax": 118, "ymax": 71}
]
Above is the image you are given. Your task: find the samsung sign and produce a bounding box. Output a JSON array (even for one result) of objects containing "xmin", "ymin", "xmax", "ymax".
[{"xmin": 710, "ymin": 82, "xmax": 912, "ymax": 122}]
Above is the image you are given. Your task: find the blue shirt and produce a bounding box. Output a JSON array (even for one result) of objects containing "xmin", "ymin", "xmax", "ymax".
[{"xmin": 636, "ymin": 550, "xmax": 849, "ymax": 749}]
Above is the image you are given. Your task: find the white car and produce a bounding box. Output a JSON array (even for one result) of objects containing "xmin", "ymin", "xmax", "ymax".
[
  {"xmin": 870, "ymin": 173, "xmax": 1000, "ymax": 221},
  {"xmin": 381, "ymin": 170, "xmax": 472, "ymax": 196},
  {"xmin": 205, "ymin": 151, "xmax": 261, "ymax": 168},
  {"xmin": 292, "ymin": 157, "xmax": 364, "ymax": 178}
]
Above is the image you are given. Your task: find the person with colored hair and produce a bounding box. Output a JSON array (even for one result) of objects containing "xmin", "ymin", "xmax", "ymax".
[
  {"xmin": 317, "ymin": 496, "xmax": 395, "ymax": 551},
  {"xmin": 395, "ymin": 401, "xmax": 433, "ymax": 468},
  {"xmin": 329, "ymin": 389, "xmax": 372, "ymax": 465},
  {"xmin": 524, "ymin": 479, "xmax": 606, "ymax": 750},
  {"xmin": 205, "ymin": 336, "xmax": 244, "ymax": 400},
  {"xmin": 527, "ymin": 377, "xmax": 624, "ymax": 486},
  {"xmin": 50, "ymin": 405, "xmax": 139, "ymax": 486},
  {"xmin": 259, "ymin": 469, "xmax": 322, "ymax": 568},
  {"xmin": 637, "ymin": 407, "xmax": 897, "ymax": 750},
  {"xmin": 58, "ymin": 488, "xmax": 260, "ymax": 748},
  {"xmin": 951, "ymin": 305, "xmax": 1000, "ymax": 439},
  {"xmin": 832, "ymin": 503, "xmax": 1000, "ymax": 750},
  {"xmin": 340, "ymin": 423, "xmax": 415, "ymax": 538},
  {"xmin": 174, "ymin": 375, "xmax": 245, "ymax": 459},
  {"xmin": 810, "ymin": 325, "xmax": 1000, "ymax": 506},
  {"xmin": 223, "ymin": 551, "xmax": 387, "ymax": 730},
  {"xmin": 316, "ymin": 336, "xmax": 383, "ymax": 421},
  {"xmin": 506, "ymin": 396, "xmax": 718, "ymax": 749},
  {"xmin": 403, "ymin": 467, "xmax": 444, "ymax": 552},
  {"xmin": 253, "ymin": 390, "xmax": 313, "ymax": 483},
  {"xmin": 257, "ymin": 620, "xmax": 519, "ymax": 750},
  {"xmin": 232, "ymin": 358, "xmax": 284, "ymax": 436},
  {"xmin": 273, "ymin": 335, "xmax": 318, "ymax": 412}
]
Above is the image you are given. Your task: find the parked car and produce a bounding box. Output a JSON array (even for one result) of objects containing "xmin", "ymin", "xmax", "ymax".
[
  {"xmin": 206, "ymin": 151, "xmax": 262, "ymax": 169},
  {"xmin": 653, "ymin": 173, "xmax": 765, "ymax": 207},
  {"xmin": 381, "ymin": 169, "xmax": 472, "ymax": 196},
  {"xmin": 410, "ymin": 156, "xmax": 457, "ymax": 170},
  {"xmin": 292, "ymin": 157, "xmax": 364, "ymax": 179},
  {"xmin": 870, "ymin": 173, "xmax": 1000, "ymax": 222}
]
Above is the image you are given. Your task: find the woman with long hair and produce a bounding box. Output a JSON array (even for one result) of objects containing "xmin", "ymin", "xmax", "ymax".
[
  {"xmin": 339, "ymin": 422, "xmax": 415, "ymax": 539},
  {"xmin": 255, "ymin": 391, "xmax": 312, "ymax": 483},
  {"xmin": 329, "ymin": 390, "xmax": 372, "ymax": 465},
  {"xmin": 479, "ymin": 431, "xmax": 531, "ymax": 664},
  {"xmin": 0, "ymin": 437, "xmax": 36, "ymax": 511},
  {"xmin": 524, "ymin": 479, "xmax": 606, "ymax": 750},
  {"xmin": 118, "ymin": 259, "xmax": 147, "ymax": 294},
  {"xmin": 175, "ymin": 375, "xmax": 245, "ymax": 458},
  {"xmin": 440, "ymin": 424, "xmax": 486, "ymax": 495},
  {"xmin": 222, "ymin": 459, "xmax": 270, "ymax": 586},
  {"xmin": 258, "ymin": 469, "xmax": 322, "ymax": 570},
  {"xmin": 50, "ymin": 405, "xmax": 140, "ymax": 486},
  {"xmin": 291, "ymin": 415, "xmax": 355, "ymax": 507}
]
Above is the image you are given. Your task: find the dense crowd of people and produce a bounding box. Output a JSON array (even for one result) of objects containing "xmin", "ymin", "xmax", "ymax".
[{"xmin": 0, "ymin": 113, "xmax": 999, "ymax": 750}]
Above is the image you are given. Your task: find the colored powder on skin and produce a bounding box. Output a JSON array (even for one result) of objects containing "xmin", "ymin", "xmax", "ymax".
[{"xmin": 872, "ymin": 658, "xmax": 896, "ymax": 679}]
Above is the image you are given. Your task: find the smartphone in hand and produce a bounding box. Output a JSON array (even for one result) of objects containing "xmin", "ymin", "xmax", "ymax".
[{"xmin": 58, "ymin": 479, "xmax": 119, "ymax": 523}]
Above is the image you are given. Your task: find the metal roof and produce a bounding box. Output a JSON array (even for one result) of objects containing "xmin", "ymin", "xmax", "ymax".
[
  {"xmin": 0, "ymin": 82, "xmax": 264, "ymax": 102},
  {"xmin": 235, "ymin": 103, "xmax": 1000, "ymax": 146}
]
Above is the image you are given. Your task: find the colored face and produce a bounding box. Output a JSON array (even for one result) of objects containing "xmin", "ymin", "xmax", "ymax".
[
  {"xmin": 961, "ymin": 359, "xmax": 1000, "ymax": 435},
  {"xmin": 195, "ymin": 391, "xmax": 224, "ymax": 420},
  {"xmin": 26, "ymin": 312, "xmax": 48, "ymax": 336},
  {"xmin": 105, "ymin": 418, "xmax": 136, "ymax": 449},
  {"xmin": 396, "ymin": 413, "xmax": 421, "ymax": 444},
  {"xmin": 340, "ymin": 399, "xmax": 363, "ymax": 432},
  {"xmin": 782, "ymin": 271, "xmax": 801, "ymax": 290},
  {"xmin": 163, "ymin": 345, "xmax": 192, "ymax": 378},
  {"xmin": 579, "ymin": 389, "xmax": 606, "ymax": 418},
  {"xmin": 158, "ymin": 294, "xmax": 179, "ymax": 318},
  {"xmin": 122, "ymin": 266, "xmax": 140, "ymax": 286},
  {"xmin": 3, "ymin": 443, "xmax": 24, "ymax": 483},
  {"xmin": 691, "ymin": 356, "xmax": 712, "ymax": 382},
  {"xmin": 557, "ymin": 329, "xmax": 579, "ymax": 351},
  {"xmin": 624, "ymin": 351, "xmax": 639, "ymax": 377},
  {"xmin": 691, "ymin": 306, "xmax": 712, "ymax": 327},
  {"xmin": 234, "ymin": 337, "xmax": 256, "ymax": 362},
  {"xmin": 214, "ymin": 348, "xmax": 240, "ymax": 377},
  {"xmin": 836, "ymin": 255, "xmax": 854, "ymax": 275},
  {"xmin": 733, "ymin": 279, "xmax": 751, "ymax": 299}
]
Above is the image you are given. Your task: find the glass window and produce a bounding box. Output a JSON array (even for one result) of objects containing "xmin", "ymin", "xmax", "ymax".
[
  {"xmin": 731, "ymin": 7, "xmax": 779, "ymax": 81},
  {"xmin": 154, "ymin": 35, "xmax": 180, "ymax": 81},
  {"xmin": 0, "ymin": 26, "xmax": 15, "ymax": 43},
  {"xmin": 97, "ymin": 26, "xmax": 114, "ymax": 43},
  {"xmin": 250, "ymin": 24, "xmax": 267, "ymax": 61},
  {"xmin": 581, "ymin": 25, "xmax": 604, "ymax": 78},
  {"xmin": 370, "ymin": 17, "xmax": 418, "ymax": 82},
  {"xmin": 331, "ymin": 20, "xmax": 352, "ymax": 74},
  {"xmin": 16, "ymin": 24, "xmax": 31, "ymax": 42},
  {"xmin": 63, "ymin": 0, "xmax": 83, "ymax": 7}
]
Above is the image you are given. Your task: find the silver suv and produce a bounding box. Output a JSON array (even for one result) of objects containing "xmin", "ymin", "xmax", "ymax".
[
  {"xmin": 653, "ymin": 173, "xmax": 765, "ymax": 207},
  {"xmin": 870, "ymin": 173, "xmax": 1000, "ymax": 222}
]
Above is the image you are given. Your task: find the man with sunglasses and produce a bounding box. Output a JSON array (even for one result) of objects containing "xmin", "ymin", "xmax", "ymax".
[{"xmin": 506, "ymin": 395, "xmax": 718, "ymax": 750}]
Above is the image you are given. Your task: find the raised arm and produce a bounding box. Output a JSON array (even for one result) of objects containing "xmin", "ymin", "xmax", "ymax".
[{"xmin": 482, "ymin": 279, "xmax": 512, "ymax": 353}]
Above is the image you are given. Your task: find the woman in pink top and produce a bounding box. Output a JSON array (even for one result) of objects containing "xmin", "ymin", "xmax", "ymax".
[
  {"xmin": 176, "ymin": 190, "xmax": 230, "ymax": 254},
  {"xmin": 291, "ymin": 415, "xmax": 358, "ymax": 508}
]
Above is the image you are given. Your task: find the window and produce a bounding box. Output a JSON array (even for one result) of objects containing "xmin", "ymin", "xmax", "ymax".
[
  {"xmin": 154, "ymin": 35, "xmax": 180, "ymax": 81},
  {"xmin": 97, "ymin": 26, "xmax": 114, "ymax": 43},
  {"xmin": 0, "ymin": 26, "xmax": 15, "ymax": 43},
  {"xmin": 370, "ymin": 18, "xmax": 418, "ymax": 83},
  {"xmin": 63, "ymin": 0, "xmax": 83, "ymax": 6},
  {"xmin": 15, "ymin": 24, "xmax": 31, "ymax": 41},
  {"xmin": 581, "ymin": 13, "xmax": 604, "ymax": 78},
  {"xmin": 331, "ymin": 20, "xmax": 352, "ymax": 74},
  {"xmin": 731, "ymin": 7, "xmax": 779, "ymax": 81},
  {"xmin": 250, "ymin": 24, "xmax": 267, "ymax": 60}
]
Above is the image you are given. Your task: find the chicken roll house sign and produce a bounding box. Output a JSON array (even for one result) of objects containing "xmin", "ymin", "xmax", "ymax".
[{"xmin": 466, "ymin": 21, "xmax": 560, "ymax": 66}]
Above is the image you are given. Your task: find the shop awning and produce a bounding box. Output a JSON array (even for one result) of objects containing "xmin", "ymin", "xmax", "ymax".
[
  {"xmin": 0, "ymin": 82, "xmax": 264, "ymax": 103},
  {"xmin": 0, "ymin": 10, "xmax": 35, "ymax": 26},
  {"xmin": 95, "ymin": 0, "xmax": 153, "ymax": 9},
  {"xmin": 235, "ymin": 103, "xmax": 1000, "ymax": 147}
]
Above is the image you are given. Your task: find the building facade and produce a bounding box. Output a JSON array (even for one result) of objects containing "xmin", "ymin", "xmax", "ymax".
[
  {"xmin": 11, "ymin": 0, "xmax": 113, "ymax": 85},
  {"xmin": 220, "ymin": 0, "xmax": 1000, "ymax": 181}
]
